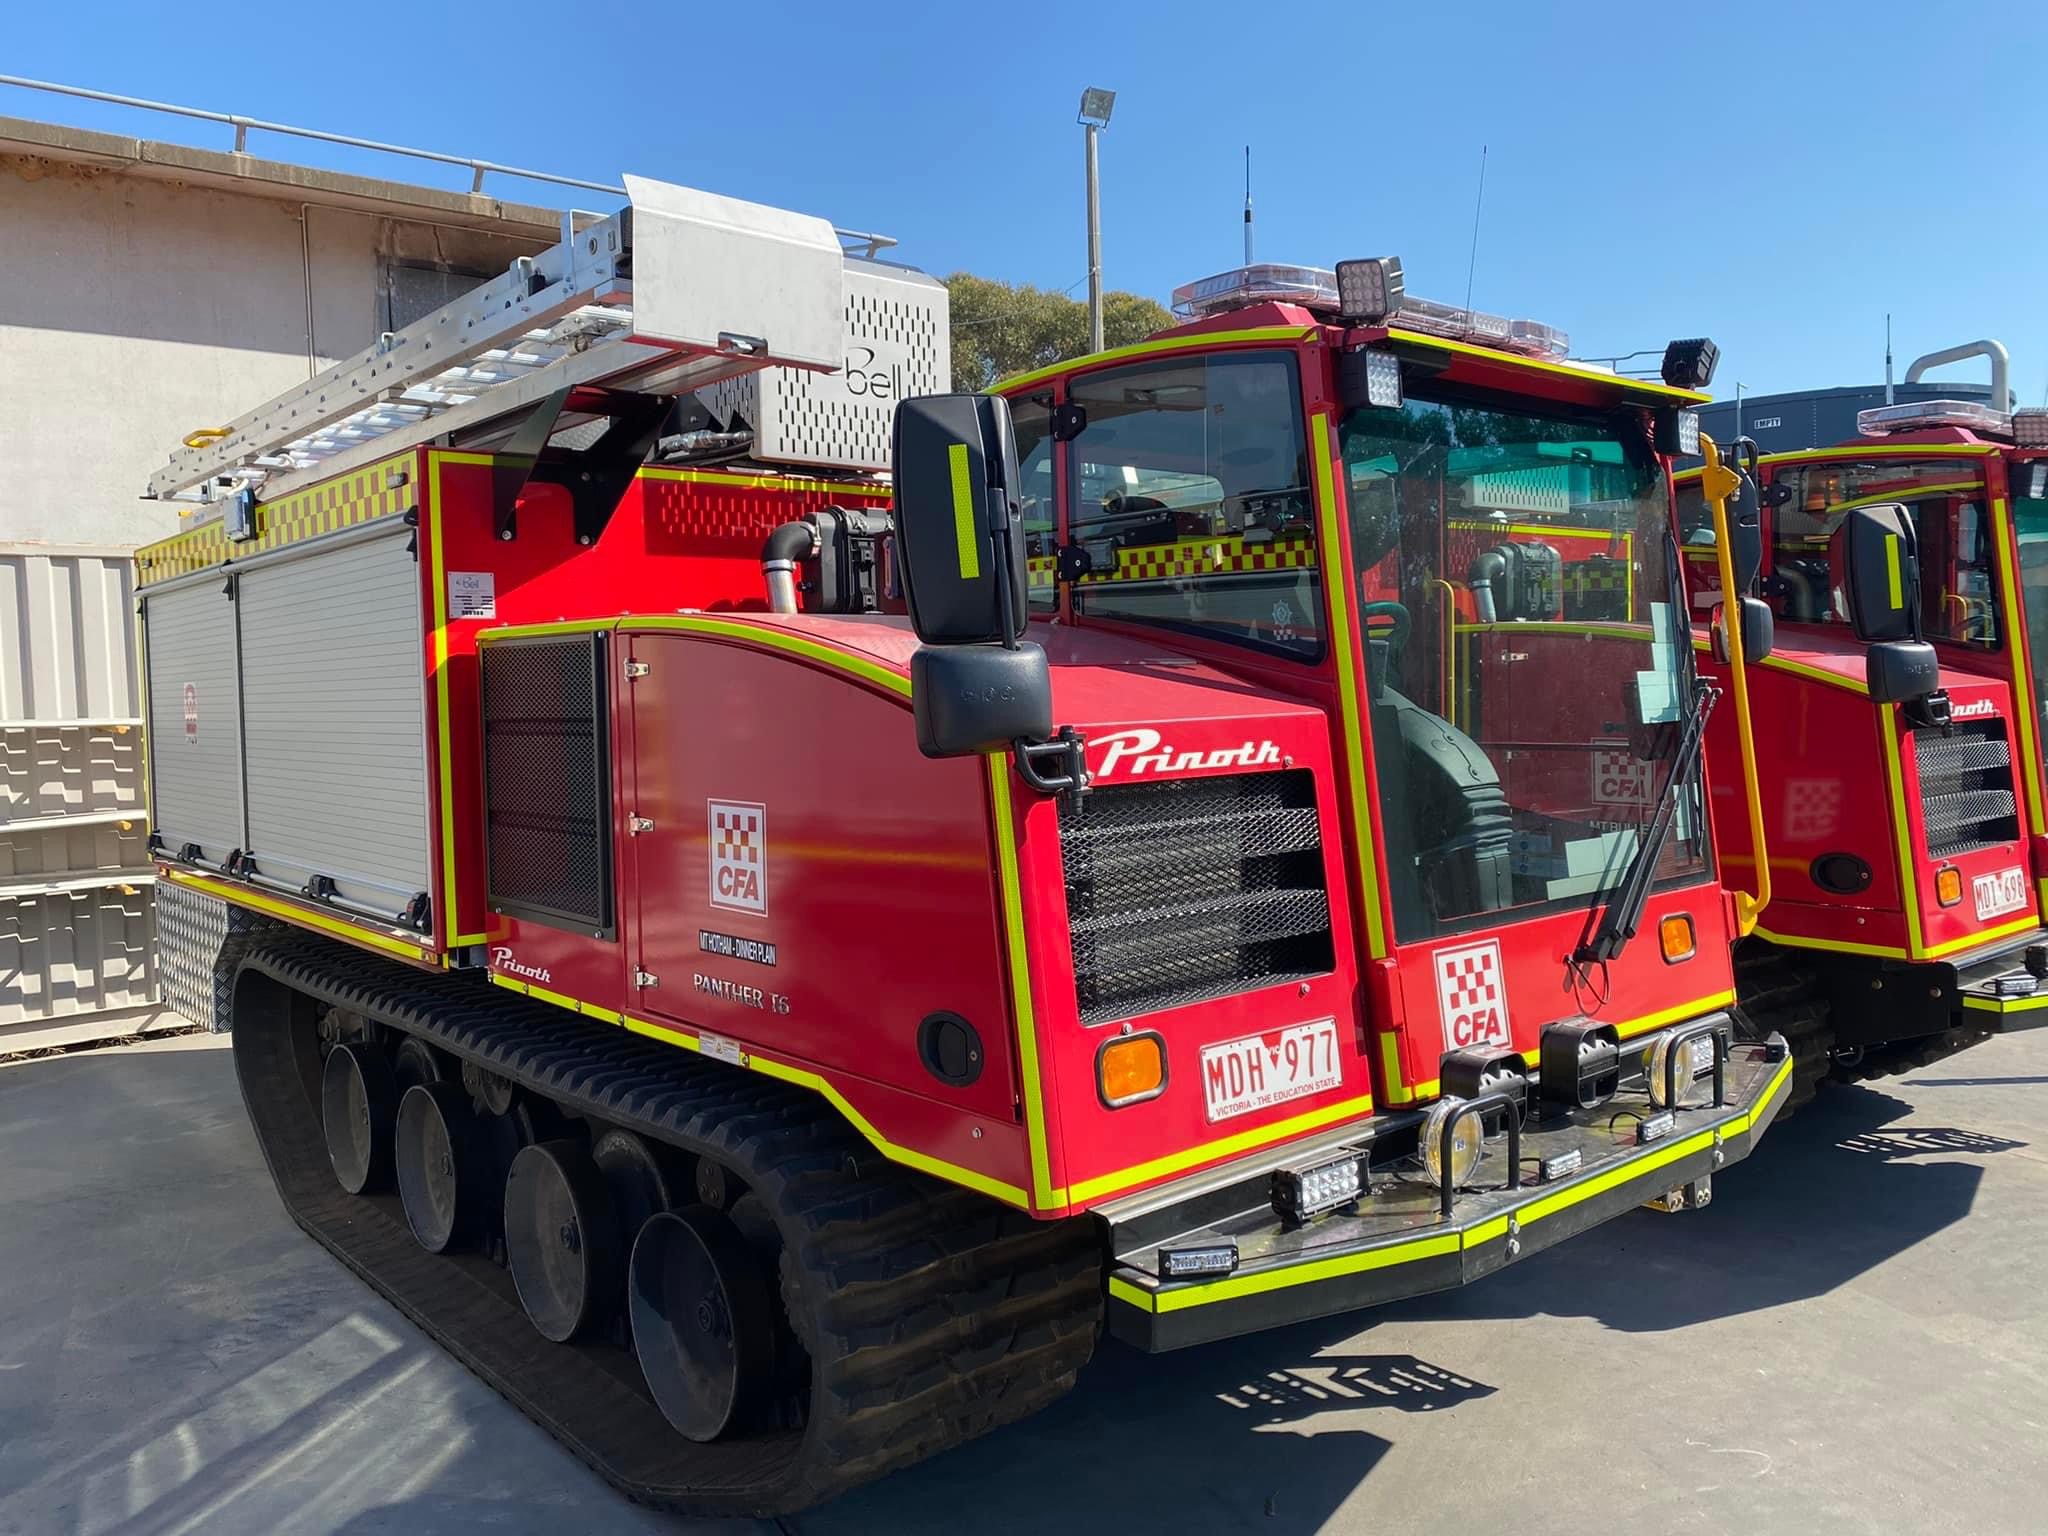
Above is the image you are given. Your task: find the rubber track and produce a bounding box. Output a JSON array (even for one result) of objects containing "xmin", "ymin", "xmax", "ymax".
[
  {"xmin": 231, "ymin": 933, "xmax": 1102, "ymax": 1516},
  {"xmin": 1732, "ymin": 941, "xmax": 1835, "ymax": 1117}
]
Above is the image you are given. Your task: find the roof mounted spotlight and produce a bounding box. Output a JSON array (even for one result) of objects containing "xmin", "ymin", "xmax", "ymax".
[
  {"xmin": 1335, "ymin": 257, "xmax": 1405, "ymax": 324},
  {"xmin": 1662, "ymin": 337, "xmax": 1720, "ymax": 391}
]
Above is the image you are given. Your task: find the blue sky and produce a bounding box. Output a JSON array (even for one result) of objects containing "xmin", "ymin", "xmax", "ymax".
[{"xmin": 7, "ymin": 1, "xmax": 2044, "ymax": 404}]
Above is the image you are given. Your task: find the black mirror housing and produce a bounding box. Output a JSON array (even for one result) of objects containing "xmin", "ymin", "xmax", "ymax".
[
  {"xmin": 891, "ymin": 393, "xmax": 1028, "ymax": 646},
  {"xmin": 1712, "ymin": 596, "xmax": 1775, "ymax": 665},
  {"xmin": 1831, "ymin": 502, "xmax": 1918, "ymax": 643},
  {"xmin": 909, "ymin": 644, "xmax": 1053, "ymax": 758},
  {"xmin": 1867, "ymin": 640, "xmax": 1939, "ymax": 704}
]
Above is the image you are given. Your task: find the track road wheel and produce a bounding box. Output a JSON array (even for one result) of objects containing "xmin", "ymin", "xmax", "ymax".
[
  {"xmin": 593, "ymin": 1128, "xmax": 681, "ymax": 1244},
  {"xmin": 321, "ymin": 1041, "xmax": 396, "ymax": 1194},
  {"xmin": 506, "ymin": 1139, "xmax": 621, "ymax": 1343},
  {"xmin": 396, "ymin": 1082, "xmax": 487, "ymax": 1254},
  {"xmin": 631, "ymin": 1207, "xmax": 776, "ymax": 1443},
  {"xmin": 393, "ymin": 1035, "xmax": 447, "ymax": 1094}
]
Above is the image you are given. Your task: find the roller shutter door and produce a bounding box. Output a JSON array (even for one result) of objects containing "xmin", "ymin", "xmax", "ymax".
[{"xmin": 142, "ymin": 581, "xmax": 243, "ymax": 862}]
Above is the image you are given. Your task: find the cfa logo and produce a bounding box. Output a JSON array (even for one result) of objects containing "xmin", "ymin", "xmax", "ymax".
[
  {"xmin": 491, "ymin": 947, "xmax": 552, "ymax": 985},
  {"xmin": 1950, "ymin": 698, "xmax": 1998, "ymax": 721},
  {"xmin": 1433, "ymin": 940, "xmax": 1511, "ymax": 1050},
  {"xmin": 1092, "ymin": 727, "xmax": 1283, "ymax": 780},
  {"xmin": 709, "ymin": 800, "xmax": 768, "ymax": 914}
]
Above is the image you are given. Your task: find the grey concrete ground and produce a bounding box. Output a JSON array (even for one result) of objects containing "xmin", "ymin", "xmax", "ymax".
[{"xmin": 3, "ymin": 1031, "xmax": 2045, "ymax": 1536}]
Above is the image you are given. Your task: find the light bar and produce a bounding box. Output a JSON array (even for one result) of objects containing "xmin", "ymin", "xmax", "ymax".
[
  {"xmin": 1857, "ymin": 400, "xmax": 2014, "ymax": 439},
  {"xmin": 1168, "ymin": 262, "xmax": 1568, "ymax": 360},
  {"xmin": 1537, "ymin": 1147, "xmax": 1583, "ymax": 1183},
  {"xmin": 2014, "ymin": 408, "xmax": 2048, "ymax": 448},
  {"xmin": 1159, "ymin": 1242, "xmax": 1238, "ymax": 1279},
  {"xmin": 1272, "ymin": 1150, "xmax": 1366, "ymax": 1224}
]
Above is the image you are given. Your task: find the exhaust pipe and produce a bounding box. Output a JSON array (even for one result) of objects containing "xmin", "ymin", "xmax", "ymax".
[
  {"xmin": 1904, "ymin": 340, "xmax": 2010, "ymax": 409},
  {"xmin": 761, "ymin": 520, "xmax": 818, "ymax": 615}
]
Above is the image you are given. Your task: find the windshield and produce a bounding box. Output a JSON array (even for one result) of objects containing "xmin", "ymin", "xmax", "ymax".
[{"xmin": 1340, "ymin": 390, "xmax": 1709, "ymax": 943}]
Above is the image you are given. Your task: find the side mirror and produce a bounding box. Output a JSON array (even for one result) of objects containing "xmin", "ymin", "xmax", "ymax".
[
  {"xmin": 1830, "ymin": 502, "xmax": 1918, "ymax": 643},
  {"xmin": 892, "ymin": 393, "xmax": 1052, "ymax": 758},
  {"xmin": 891, "ymin": 393, "xmax": 1029, "ymax": 645},
  {"xmin": 1867, "ymin": 641, "xmax": 1939, "ymax": 704},
  {"xmin": 1711, "ymin": 596, "xmax": 1775, "ymax": 665}
]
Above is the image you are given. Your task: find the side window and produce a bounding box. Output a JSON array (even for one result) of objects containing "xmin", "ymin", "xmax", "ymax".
[
  {"xmin": 1770, "ymin": 458, "xmax": 1998, "ymax": 645},
  {"xmin": 1064, "ymin": 351, "xmax": 1321, "ymax": 658},
  {"xmin": 1009, "ymin": 396, "xmax": 1057, "ymax": 613}
]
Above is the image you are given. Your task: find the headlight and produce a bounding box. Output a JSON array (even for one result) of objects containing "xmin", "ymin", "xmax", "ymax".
[
  {"xmin": 1647, "ymin": 1032, "xmax": 1716, "ymax": 1109},
  {"xmin": 1421, "ymin": 1097, "xmax": 1484, "ymax": 1189}
]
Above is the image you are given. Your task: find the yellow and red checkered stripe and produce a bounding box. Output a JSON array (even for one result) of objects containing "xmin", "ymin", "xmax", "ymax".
[
  {"xmin": 1026, "ymin": 532, "xmax": 1317, "ymax": 586},
  {"xmin": 136, "ymin": 452, "xmax": 418, "ymax": 587}
]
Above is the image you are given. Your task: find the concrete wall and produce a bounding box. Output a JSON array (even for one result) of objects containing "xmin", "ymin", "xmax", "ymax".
[{"xmin": 0, "ymin": 121, "xmax": 556, "ymax": 548}]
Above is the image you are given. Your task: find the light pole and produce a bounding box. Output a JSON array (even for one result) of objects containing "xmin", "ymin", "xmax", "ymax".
[{"xmin": 1079, "ymin": 87, "xmax": 1116, "ymax": 354}]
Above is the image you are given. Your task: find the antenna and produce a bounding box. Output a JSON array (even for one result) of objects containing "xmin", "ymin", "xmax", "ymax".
[
  {"xmin": 1885, "ymin": 313, "xmax": 1894, "ymax": 405},
  {"xmin": 1243, "ymin": 145, "xmax": 1254, "ymax": 265},
  {"xmin": 1463, "ymin": 144, "xmax": 1488, "ymax": 314}
]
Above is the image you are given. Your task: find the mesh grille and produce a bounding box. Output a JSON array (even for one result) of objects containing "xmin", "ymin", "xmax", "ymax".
[
  {"xmin": 481, "ymin": 636, "xmax": 613, "ymax": 934},
  {"xmin": 1059, "ymin": 770, "xmax": 1333, "ymax": 1024},
  {"xmin": 1914, "ymin": 721, "xmax": 2018, "ymax": 858}
]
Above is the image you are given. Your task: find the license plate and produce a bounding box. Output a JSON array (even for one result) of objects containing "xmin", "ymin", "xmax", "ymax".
[
  {"xmin": 1973, "ymin": 867, "xmax": 2029, "ymax": 920},
  {"xmin": 1200, "ymin": 1018, "xmax": 1342, "ymax": 1123}
]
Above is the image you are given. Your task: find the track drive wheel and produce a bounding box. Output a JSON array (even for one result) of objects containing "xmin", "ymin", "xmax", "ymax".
[
  {"xmin": 630, "ymin": 1207, "xmax": 776, "ymax": 1443},
  {"xmin": 505, "ymin": 1139, "xmax": 621, "ymax": 1342},
  {"xmin": 321, "ymin": 1040, "xmax": 396, "ymax": 1194}
]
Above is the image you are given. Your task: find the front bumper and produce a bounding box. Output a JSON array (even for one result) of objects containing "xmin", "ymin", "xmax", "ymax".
[
  {"xmin": 1954, "ymin": 927, "xmax": 2048, "ymax": 1030},
  {"xmin": 1104, "ymin": 1021, "xmax": 1793, "ymax": 1351}
]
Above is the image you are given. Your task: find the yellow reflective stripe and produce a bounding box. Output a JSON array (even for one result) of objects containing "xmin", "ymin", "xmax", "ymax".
[
  {"xmin": 1991, "ymin": 497, "xmax": 2048, "ymax": 837},
  {"xmin": 1878, "ymin": 711, "xmax": 1924, "ymax": 954},
  {"xmin": 1066, "ymin": 1094, "xmax": 1375, "ymax": 1207},
  {"xmin": 488, "ymin": 973, "xmax": 1029, "ymax": 1207},
  {"xmin": 1750, "ymin": 923, "xmax": 1910, "ymax": 959},
  {"xmin": 987, "ymin": 760, "xmax": 1059, "ymax": 1209},
  {"xmin": 1694, "ymin": 636, "xmax": 1872, "ymax": 695},
  {"xmin": 1376, "ymin": 1032, "xmax": 1414, "ymax": 1104},
  {"xmin": 479, "ymin": 615, "xmax": 912, "ymax": 699},
  {"xmin": 1918, "ymin": 914, "xmax": 2040, "ymax": 961},
  {"xmin": 1381, "ymin": 329, "xmax": 1710, "ymax": 403},
  {"xmin": 427, "ymin": 454, "xmax": 465, "ymax": 949},
  {"xmin": 1312, "ymin": 411, "xmax": 1387, "ymax": 957},
  {"xmin": 163, "ymin": 867, "xmax": 432, "ymax": 962},
  {"xmin": 1885, "ymin": 533, "xmax": 1904, "ymax": 609},
  {"xmin": 948, "ymin": 442, "xmax": 980, "ymax": 579},
  {"xmin": 1113, "ymin": 1054, "xmax": 1796, "ymax": 1315},
  {"xmin": 1963, "ymin": 991, "xmax": 2048, "ymax": 1013},
  {"xmin": 993, "ymin": 326, "xmax": 1316, "ymax": 395}
]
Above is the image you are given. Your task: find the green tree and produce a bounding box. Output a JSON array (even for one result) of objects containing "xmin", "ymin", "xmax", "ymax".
[{"xmin": 944, "ymin": 274, "xmax": 1173, "ymax": 391}]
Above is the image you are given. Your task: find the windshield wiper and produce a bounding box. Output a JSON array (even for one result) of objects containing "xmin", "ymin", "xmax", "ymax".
[{"xmin": 1573, "ymin": 676, "xmax": 1719, "ymax": 968}]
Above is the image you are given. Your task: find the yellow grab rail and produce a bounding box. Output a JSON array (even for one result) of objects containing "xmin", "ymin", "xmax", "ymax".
[{"xmin": 1697, "ymin": 432, "xmax": 1770, "ymax": 935}]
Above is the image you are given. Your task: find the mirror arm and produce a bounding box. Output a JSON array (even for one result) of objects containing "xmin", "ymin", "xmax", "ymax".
[{"xmin": 1014, "ymin": 727, "xmax": 1091, "ymax": 814}]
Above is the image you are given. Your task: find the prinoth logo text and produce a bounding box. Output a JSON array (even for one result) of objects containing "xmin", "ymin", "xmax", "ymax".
[
  {"xmin": 1092, "ymin": 727, "xmax": 1282, "ymax": 780},
  {"xmin": 492, "ymin": 947, "xmax": 553, "ymax": 985}
]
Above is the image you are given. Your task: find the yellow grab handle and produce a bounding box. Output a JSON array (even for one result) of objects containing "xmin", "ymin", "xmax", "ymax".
[
  {"xmin": 182, "ymin": 427, "xmax": 231, "ymax": 449},
  {"xmin": 1699, "ymin": 432, "xmax": 1770, "ymax": 936}
]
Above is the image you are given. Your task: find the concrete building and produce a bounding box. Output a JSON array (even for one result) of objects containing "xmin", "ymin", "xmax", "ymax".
[{"xmin": 0, "ymin": 111, "xmax": 563, "ymax": 1049}]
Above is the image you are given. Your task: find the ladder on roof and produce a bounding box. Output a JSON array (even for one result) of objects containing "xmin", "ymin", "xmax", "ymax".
[{"xmin": 148, "ymin": 175, "xmax": 856, "ymax": 508}]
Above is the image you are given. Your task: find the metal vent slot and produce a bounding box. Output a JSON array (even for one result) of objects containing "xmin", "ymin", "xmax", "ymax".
[
  {"xmin": 481, "ymin": 635, "xmax": 615, "ymax": 937},
  {"xmin": 1058, "ymin": 770, "xmax": 1334, "ymax": 1025},
  {"xmin": 1913, "ymin": 723, "xmax": 2019, "ymax": 858}
]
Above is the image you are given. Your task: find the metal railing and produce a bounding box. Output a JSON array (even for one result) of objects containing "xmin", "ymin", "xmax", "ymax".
[{"xmin": 0, "ymin": 75, "xmax": 896, "ymax": 257}]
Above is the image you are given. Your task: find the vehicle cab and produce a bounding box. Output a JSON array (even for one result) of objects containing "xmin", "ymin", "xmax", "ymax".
[{"xmin": 1677, "ymin": 364, "xmax": 2048, "ymax": 1043}]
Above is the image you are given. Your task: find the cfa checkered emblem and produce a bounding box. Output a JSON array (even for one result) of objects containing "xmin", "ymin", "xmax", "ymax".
[
  {"xmin": 1433, "ymin": 939, "xmax": 1510, "ymax": 1051},
  {"xmin": 1784, "ymin": 777, "xmax": 1843, "ymax": 841},
  {"xmin": 708, "ymin": 800, "xmax": 767, "ymax": 914}
]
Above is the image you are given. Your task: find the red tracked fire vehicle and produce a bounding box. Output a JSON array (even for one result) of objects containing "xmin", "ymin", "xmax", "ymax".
[
  {"xmin": 1676, "ymin": 340, "xmax": 2048, "ymax": 1098},
  {"xmin": 141, "ymin": 190, "xmax": 1795, "ymax": 1515}
]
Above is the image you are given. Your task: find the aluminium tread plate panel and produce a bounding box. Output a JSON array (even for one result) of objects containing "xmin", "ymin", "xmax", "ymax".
[
  {"xmin": 236, "ymin": 525, "xmax": 430, "ymax": 913},
  {"xmin": 141, "ymin": 582, "xmax": 243, "ymax": 861}
]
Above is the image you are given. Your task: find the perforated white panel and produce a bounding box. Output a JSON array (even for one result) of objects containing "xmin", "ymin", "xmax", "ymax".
[{"xmin": 700, "ymin": 259, "xmax": 948, "ymax": 472}]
